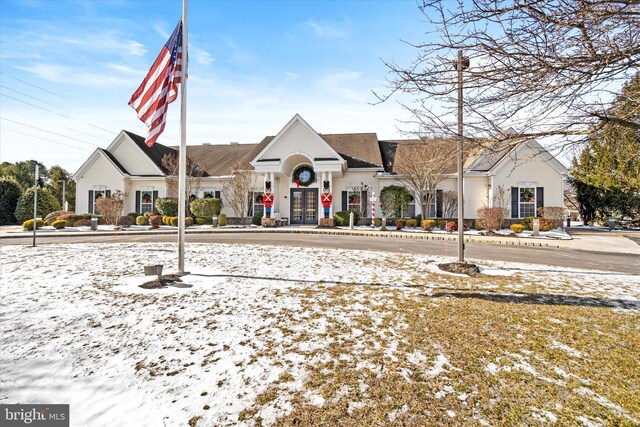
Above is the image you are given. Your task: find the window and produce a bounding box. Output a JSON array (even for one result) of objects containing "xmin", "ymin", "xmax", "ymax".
[
  {"xmin": 140, "ymin": 191, "xmax": 154, "ymax": 213},
  {"xmin": 347, "ymin": 190, "xmax": 361, "ymax": 212},
  {"xmin": 249, "ymin": 191, "xmax": 264, "ymax": 216},
  {"xmin": 203, "ymin": 190, "xmax": 221, "ymax": 199},
  {"xmin": 519, "ymin": 187, "xmax": 536, "ymax": 218},
  {"xmin": 135, "ymin": 190, "xmax": 158, "ymax": 214},
  {"xmin": 401, "ymin": 194, "xmax": 415, "ymax": 218},
  {"xmin": 89, "ymin": 189, "xmax": 110, "ymax": 214}
]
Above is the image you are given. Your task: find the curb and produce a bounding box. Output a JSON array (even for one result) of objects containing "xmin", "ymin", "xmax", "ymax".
[{"xmin": 0, "ymin": 227, "xmax": 566, "ymax": 249}]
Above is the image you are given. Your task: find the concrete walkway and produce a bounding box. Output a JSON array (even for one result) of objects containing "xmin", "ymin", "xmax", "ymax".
[{"xmin": 2, "ymin": 225, "xmax": 639, "ymax": 255}]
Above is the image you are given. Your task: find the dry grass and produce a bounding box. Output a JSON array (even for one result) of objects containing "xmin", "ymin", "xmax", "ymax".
[{"xmin": 240, "ymin": 274, "xmax": 639, "ymax": 426}]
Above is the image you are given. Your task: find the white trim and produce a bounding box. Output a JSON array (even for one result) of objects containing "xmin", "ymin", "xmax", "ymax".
[
  {"xmin": 73, "ymin": 149, "xmax": 128, "ymax": 179},
  {"xmin": 491, "ymin": 139, "xmax": 568, "ymax": 177},
  {"xmin": 517, "ymin": 186, "xmax": 537, "ymax": 219},
  {"xmin": 250, "ymin": 114, "xmax": 346, "ymax": 168}
]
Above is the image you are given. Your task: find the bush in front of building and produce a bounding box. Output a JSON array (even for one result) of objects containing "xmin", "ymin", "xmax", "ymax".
[
  {"xmin": 44, "ymin": 210, "xmax": 73, "ymax": 225},
  {"xmin": 476, "ymin": 207, "xmax": 508, "ymax": 231},
  {"xmin": 446, "ymin": 221, "xmax": 458, "ymax": 232},
  {"xmin": 333, "ymin": 210, "xmax": 359, "ymax": 226},
  {"xmin": 538, "ymin": 206, "xmax": 564, "ymax": 229},
  {"xmin": 149, "ymin": 215, "xmax": 162, "ymax": 229},
  {"xmin": 155, "ymin": 198, "xmax": 179, "ymax": 216},
  {"xmin": 406, "ymin": 218, "xmax": 418, "ymax": 228},
  {"xmin": 117, "ymin": 215, "xmax": 133, "ymax": 226},
  {"xmin": 218, "ymin": 214, "xmax": 227, "ymax": 226},
  {"xmin": 185, "ymin": 217, "xmax": 193, "ymax": 227},
  {"xmin": 136, "ymin": 215, "xmax": 148, "ymax": 225},
  {"xmin": 191, "ymin": 198, "xmax": 223, "ymax": 219},
  {"xmin": 0, "ymin": 177, "xmax": 22, "ymax": 224},
  {"xmin": 127, "ymin": 212, "xmax": 140, "ymax": 221},
  {"xmin": 522, "ymin": 216, "xmax": 555, "ymax": 231},
  {"xmin": 22, "ymin": 219, "xmax": 45, "ymax": 230},
  {"xmin": 510, "ymin": 223, "xmax": 525, "ymax": 234},
  {"xmin": 170, "ymin": 216, "xmax": 179, "ymax": 227},
  {"xmin": 195, "ymin": 217, "xmax": 206, "ymax": 225},
  {"xmin": 252, "ymin": 212, "xmax": 263, "ymax": 225},
  {"xmin": 14, "ymin": 186, "xmax": 61, "ymax": 223},
  {"xmin": 421, "ymin": 219, "xmax": 436, "ymax": 230},
  {"xmin": 51, "ymin": 219, "xmax": 66, "ymax": 229},
  {"xmin": 73, "ymin": 219, "xmax": 91, "ymax": 227},
  {"xmin": 143, "ymin": 210, "xmax": 160, "ymax": 218}
]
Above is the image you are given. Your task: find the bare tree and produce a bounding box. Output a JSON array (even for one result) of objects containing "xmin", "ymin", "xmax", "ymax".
[
  {"xmin": 492, "ymin": 185, "xmax": 510, "ymax": 211},
  {"xmin": 378, "ymin": 0, "xmax": 640, "ymax": 153},
  {"xmin": 393, "ymin": 139, "xmax": 457, "ymax": 217},
  {"xmin": 442, "ymin": 191, "xmax": 458, "ymax": 218},
  {"xmin": 222, "ymin": 162, "xmax": 256, "ymax": 219},
  {"xmin": 161, "ymin": 153, "xmax": 207, "ymax": 199},
  {"xmin": 347, "ymin": 182, "xmax": 371, "ymax": 219},
  {"xmin": 94, "ymin": 190, "xmax": 126, "ymax": 225}
]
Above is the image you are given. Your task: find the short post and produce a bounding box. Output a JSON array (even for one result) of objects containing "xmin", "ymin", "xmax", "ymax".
[
  {"xmin": 349, "ymin": 211, "xmax": 354, "ymax": 229},
  {"xmin": 32, "ymin": 164, "xmax": 39, "ymax": 248},
  {"xmin": 91, "ymin": 216, "xmax": 98, "ymax": 231},
  {"xmin": 533, "ymin": 218, "xmax": 540, "ymax": 237},
  {"xmin": 608, "ymin": 217, "xmax": 616, "ymax": 231},
  {"xmin": 381, "ymin": 218, "xmax": 387, "ymax": 231},
  {"xmin": 369, "ymin": 192, "xmax": 377, "ymax": 228}
]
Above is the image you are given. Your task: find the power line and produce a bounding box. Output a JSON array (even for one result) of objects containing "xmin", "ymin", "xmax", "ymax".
[
  {"xmin": 1, "ymin": 93, "xmax": 74, "ymax": 119},
  {"xmin": 1, "ymin": 73, "xmax": 179, "ymax": 144},
  {"xmin": 0, "ymin": 84, "xmax": 67, "ymax": 109},
  {"xmin": 0, "ymin": 71, "xmax": 71, "ymax": 101},
  {"xmin": 0, "ymin": 116, "xmax": 101, "ymax": 147},
  {"xmin": 2, "ymin": 127, "xmax": 91, "ymax": 150}
]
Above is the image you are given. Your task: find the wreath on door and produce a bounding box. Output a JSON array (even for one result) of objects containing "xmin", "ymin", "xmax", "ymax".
[{"xmin": 292, "ymin": 165, "xmax": 315, "ymax": 187}]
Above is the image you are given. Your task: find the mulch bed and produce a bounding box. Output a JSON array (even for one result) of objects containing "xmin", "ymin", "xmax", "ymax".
[
  {"xmin": 437, "ymin": 262, "xmax": 481, "ymax": 276},
  {"xmin": 140, "ymin": 274, "xmax": 183, "ymax": 289}
]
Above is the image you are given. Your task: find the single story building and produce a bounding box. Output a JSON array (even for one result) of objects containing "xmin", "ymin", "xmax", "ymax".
[{"xmin": 74, "ymin": 114, "xmax": 568, "ymax": 225}]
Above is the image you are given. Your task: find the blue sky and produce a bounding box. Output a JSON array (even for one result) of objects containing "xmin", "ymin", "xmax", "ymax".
[{"xmin": 0, "ymin": 0, "xmax": 427, "ymax": 172}]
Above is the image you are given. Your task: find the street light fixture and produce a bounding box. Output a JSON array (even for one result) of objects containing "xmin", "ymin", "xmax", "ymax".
[{"xmin": 454, "ymin": 50, "xmax": 469, "ymax": 263}]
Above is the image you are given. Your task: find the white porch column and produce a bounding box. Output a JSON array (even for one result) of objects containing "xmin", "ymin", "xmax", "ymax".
[
  {"xmin": 328, "ymin": 172, "xmax": 334, "ymax": 217},
  {"xmin": 270, "ymin": 172, "xmax": 275, "ymax": 213},
  {"xmin": 263, "ymin": 173, "xmax": 268, "ymax": 216},
  {"xmin": 318, "ymin": 172, "xmax": 324, "ymax": 224}
]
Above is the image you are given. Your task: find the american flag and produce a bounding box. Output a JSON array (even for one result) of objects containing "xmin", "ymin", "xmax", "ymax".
[{"xmin": 129, "ymin": 21, "xmax": 184, "ymax": 147}]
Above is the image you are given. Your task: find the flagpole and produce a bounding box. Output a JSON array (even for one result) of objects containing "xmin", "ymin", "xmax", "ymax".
[{"xmin": 178, "ymin": 0, "xmax": 188, "ymax": 274}]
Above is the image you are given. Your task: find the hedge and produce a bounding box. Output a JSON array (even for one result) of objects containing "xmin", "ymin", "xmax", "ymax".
[{"xmin": 0, "ymin": 178, "xmax": 23, "ymax": 224}]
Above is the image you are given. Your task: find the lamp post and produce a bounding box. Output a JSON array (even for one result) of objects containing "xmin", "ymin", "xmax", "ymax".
[
  {"xmin": 33, "ymin": 163, "xmax": 39, "ymax": 247},
  {"xmin": 454, "ymin": 50, "xmax": 469, "ymax": 263}
]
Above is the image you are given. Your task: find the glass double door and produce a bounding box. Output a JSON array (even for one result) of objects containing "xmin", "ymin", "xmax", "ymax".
[{"xmin": 290, "ymin": 188, "xmax": 318, "ymax": 225}]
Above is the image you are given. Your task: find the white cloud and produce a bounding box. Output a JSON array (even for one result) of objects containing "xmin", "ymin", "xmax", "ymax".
[
  {"xmin": 16, "ymin": 63, "xmax": 140, "ymax": 87},
  {"xmin": 192, "ymin": 47, "xmax": 214, "ymax": 65},
  {"xmin": 285, "ymin": 72, "xmax": 298, "ymax": 81},
  {"xmin": 316, "ymin": 70, "xmax": 367, "ymax": 102},
  {"xmin": 303, "ymin": 18, "xmax": 349, "ymax": 39}
]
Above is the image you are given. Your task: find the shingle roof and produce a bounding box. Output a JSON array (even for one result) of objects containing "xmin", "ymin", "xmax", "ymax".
[
  {"xmin": 319, "ymin": 133, "xmax": 383, "ymax": 167},
  {"xmin": 184, "ymin": 143, "xmax": 259, "ymax": 176},
  {"xmin": 380, "ymin": 138, "xmax": 490, "ymax": 174},
  {"xmin": 122, "ymin": 130, "xmax": 505, "ymax": 178}
]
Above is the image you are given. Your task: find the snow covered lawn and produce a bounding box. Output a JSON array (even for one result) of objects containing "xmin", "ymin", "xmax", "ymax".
[{"xmin": 1, "ymin": 243, "xmax": 638, "ymax": 426}]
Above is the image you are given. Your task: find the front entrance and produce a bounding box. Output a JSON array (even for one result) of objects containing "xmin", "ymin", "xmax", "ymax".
[{"xmin": 290, "ymin": 188, "xmax": 318, "ymax": 225}]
